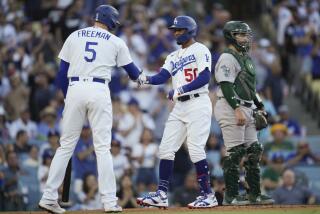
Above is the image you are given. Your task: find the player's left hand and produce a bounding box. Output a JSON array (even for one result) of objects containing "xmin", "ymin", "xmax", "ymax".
[{"xmin": 167, "ymin": 87, "xmax": 184, "ymax": 101}]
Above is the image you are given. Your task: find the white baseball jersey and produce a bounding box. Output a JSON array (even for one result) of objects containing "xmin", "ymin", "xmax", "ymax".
[
  {"xmin": 214, "ymin": 53, "xmax": 241, "ymax": 97},
  {"xmin": 41, "ymin": 26, "xmax": 131, "ymax": 208},
  {"xmin": 162, "ymin": 42, "xmax": 211, "ymax": 95},
  {"xmin": 157, "ymin": 42, "xmax": 213, "ymax": 164},
  {"xmin": 58, "ymin": 26, "xmax": 132, "ymax": 81}
]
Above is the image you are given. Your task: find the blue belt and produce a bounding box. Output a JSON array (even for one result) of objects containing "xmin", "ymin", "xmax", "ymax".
[{"xmin": 70, "ymin": 77, "xmax": 105, "ymax": 84}]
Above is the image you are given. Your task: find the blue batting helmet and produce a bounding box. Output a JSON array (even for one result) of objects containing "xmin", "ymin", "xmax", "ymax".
[
  {"xmin": 94, "ymin": 5, "xmax": 120, "ymax": 30},
  {"xmin": 168, "ymin": 16, "xmax": 197, "ymax": 44}
]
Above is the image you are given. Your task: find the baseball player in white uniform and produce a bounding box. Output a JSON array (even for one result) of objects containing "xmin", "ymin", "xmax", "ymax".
[
  {"xmin": 38, "ymin": 5, "xmax": 141, "ymax": 213},
  {"xmin": 136, "ymin": 16, "xmax": 218, "ymax": 209}
]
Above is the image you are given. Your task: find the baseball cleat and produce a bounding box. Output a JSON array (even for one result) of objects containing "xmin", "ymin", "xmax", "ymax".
[
  {"xmin": 188, "ymin": 193, "xmax": 218, "ymax": 209},
  {"xmin": 104, "ymin": 204, "xmax": 122, "ymax": 213},
  {"xmin": 38, "ymin": 199, "xmax": 66, "ymax": 214},
  {"xmin": 248, "ymin": 194, "xmax": 274, "ymax": 205},
  {"xmin": 136, "ymin": 190, "xmax": 168, "ymax": 208},
  {"xmin": 222, "ymin": 195, "xmax": 250, "ymax": 206}
]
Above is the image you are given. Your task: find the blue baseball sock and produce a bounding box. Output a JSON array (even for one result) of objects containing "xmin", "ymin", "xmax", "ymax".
[
  {"xmin": 195, "ymin": 159, "xmax": 212, "ymax": 195},
  {"xmin": 158, "ymin": 159, "xmax": 174, "ymax": 193}
]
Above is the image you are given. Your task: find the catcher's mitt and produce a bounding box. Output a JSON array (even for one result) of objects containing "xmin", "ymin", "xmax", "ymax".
[{"xmin": 253, "ymin": 110, "xmax": 268, "ymax": 131}]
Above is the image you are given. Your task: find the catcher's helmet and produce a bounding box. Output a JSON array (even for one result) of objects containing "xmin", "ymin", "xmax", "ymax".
[
  {"xmin": 94, "ymin": 5, "xmax": 120, "ymax": 30},
  {"xmin": 168, "ymin": 16, "xmax": 197, "ymax": 45},
  {"xmin": 223, "ymin": 21, "xmax": 252, "ymax": 53}
]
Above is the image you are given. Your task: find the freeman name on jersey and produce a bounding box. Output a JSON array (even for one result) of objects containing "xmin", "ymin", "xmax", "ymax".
[
  {"xmin": 171, "ymin": 54, "xmax": 196, "ymax": 76},
  {"xmin": 77, "ymin": 29, "xmax": 111, "ymax": 40}
]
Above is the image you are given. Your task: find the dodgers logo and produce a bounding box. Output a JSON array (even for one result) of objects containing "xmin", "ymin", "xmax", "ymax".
[
  {"xmin": 171, "ymin": 54, "xmax": 196, "ymax": 76},
  {"xmin": 205, "ymin": 54, "xmax": 209, "ymax": 62}
]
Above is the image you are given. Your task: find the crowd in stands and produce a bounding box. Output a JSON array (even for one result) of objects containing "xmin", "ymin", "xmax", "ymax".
[{"xmin": 0, "ymin": 0, "xmax": 319, "ymax": 211}]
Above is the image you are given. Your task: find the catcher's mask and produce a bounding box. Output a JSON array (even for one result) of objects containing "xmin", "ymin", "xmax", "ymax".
[{"xmin": 223, "ymin": 21, "xmax": 253, "ymax": 53}]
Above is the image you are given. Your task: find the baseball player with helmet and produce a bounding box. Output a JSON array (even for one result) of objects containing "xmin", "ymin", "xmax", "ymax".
[
  {"xmin": 214, "ymin": 21, "xmax": 274, "ymax": 205},
  {"xmin": 136, "ymin": 16, "xmax": 218, "ymax": 209},
  {"xmin": 38, "ymin": 5, "xmax": 141, "ymax": 213}
]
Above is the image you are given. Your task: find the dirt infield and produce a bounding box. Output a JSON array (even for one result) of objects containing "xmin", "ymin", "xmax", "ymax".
[{"xmin": 2, "ymin": 205, "xmax": 320, "ymax": 214}]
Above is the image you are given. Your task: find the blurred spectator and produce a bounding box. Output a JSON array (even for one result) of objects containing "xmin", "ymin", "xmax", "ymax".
[
  {"xmin": 38, "ymin": 147, "xmax": 54, "ymax": 193},
  {"xmin": 263, "ymin": 123, "xmax": 295, "ymax": 161},
  {"xmin": 4, "ymin": 73, "xmax": 30, "ymax": 121},
  {"xmin": 132, "ymin": 128, "xmax": 158, "ymax": 193},
  {"xmin": 39, "ymin": 130, "xmax": 60, "ymax": 164},
  {"xmin": 11, "ymin": 46, "xmax": 32, "ymax": 80},
  {"xmin": 119, "ymin": 22, "xmax": 148, "ymax": 69},
  {"xmin": 0, "ymin": 11, "xmax": 17, "ymax": 47},
  {"xmin": 272, "ymin": 169, "xmax": 316, "ymax": 204},
  {"xmin": 72, "ymin": 126, "xmax": 97, "ymax": 195},
  {"xmin": 263, "ymin": 50, "xmax": 286, "ymax": 111},
  {"xmin": 76, "ymin": 173, "xmax": 102, "ymax": 210},
  {"xmin": 13, "ymin": 130, "xmax": 31, "ymax": 157},
  {"xmin": 0, "ymin": 170, "xmax": 4, "ymax": 210},
  {"xmin": 261, "ymin": 154, "xmax": 285, "ymax": 192},
  {"xmin": 8, "ymin": 108, "xmax": 37, "ymax": 140},
  {"xmin": 60, "ymin": 0, "xmax": 86, "ymax": 41},
  {"xmin": 117, "ymin": 98, "xmax": 155, "ymax": 148},
  {"xmin": 0, "ymin": 105, "xmax": 10, "ymax": 144},
  {"xmin": 150, "ymin": 87, "xmax": 171, "ymax": 141},
  {"xmin": 117, "ymin": 175, "xmax": 139, "ymax": 208},
  {"xmin": 110, "ymin": 136, "xmax": 130, "ymax": 183},
  {"xmin": 111, "ymin": 96, "xmax": 126, "ymax": 131},
  {"xmin": 308, "ymin": 0, "xmax": 320, "ymax": 34},
  {"xmin": 0, "ymin": 66, "xmax": 10, "ymax": 100},
  {"xmin": 172, "ymin": 171, "xmax": 199, "ymax": 207},
  {"xmin": 23, "ymin": 145, "xmax": 39, "ymax": 168},
  {"xmin": 0, "ymin": 145, "xmax": 5, "ymax": 167},
  {"xmin": 32, "ymin": 21, "xmax": 57, "ymax": 64},
  {"xmin": 286, "ymin": 141, "xmax": 320, "ymax": 167},
  {"xmin": 254, "ymin": 38, "xmax": 281, "ymax": 92},
  {"xmin": 276, "ymin": 0, "xmax": 292, "ymax": 46},
  {"xmin": 147, "ymin": 18, "xmax": 175, "ymax": 64},
  {"xmin": 29, "ymin": 72, "xmax": 55, "ymax": 121},
  {"xmin": 311, "ymin": 36, "xmax": 320, "ymax": 79},
  {"xmin": 37, "ymin": 106, "xmax": 60, "ymax": 140},
  {"xmin": 206, "ymin": 133, "xmax": 223, "ymax": 178},
  {"xmin": 2, "ymin": 151, "xmax": 26, "ymax": 211},
  {"xmin": 278, "ymin": 104, "xmax": 302, "ymax": 136}
]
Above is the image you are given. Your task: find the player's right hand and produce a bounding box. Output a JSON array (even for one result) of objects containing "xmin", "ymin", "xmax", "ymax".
[
  {"xmin": 136, "ymin": 73, "xmax": 149, "ymax": 87},
  {"xmin": 235, "ymin": 107, "xmax": 246, "ymax": 126}
]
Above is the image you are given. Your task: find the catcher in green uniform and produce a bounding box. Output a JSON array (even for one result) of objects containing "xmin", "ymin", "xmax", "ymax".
[{"xmin": 214, "ymin": 21, "xmax": 274, "ymax": 205}]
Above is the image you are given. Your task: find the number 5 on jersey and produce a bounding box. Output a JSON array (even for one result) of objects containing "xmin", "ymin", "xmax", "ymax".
[
  {"xmin": 84, "ymin": 42, "xmax": 98, "ymax": 62},
  {"xmin": 184, "ymin": 68, "xmax": 197, "ymax": 82}
]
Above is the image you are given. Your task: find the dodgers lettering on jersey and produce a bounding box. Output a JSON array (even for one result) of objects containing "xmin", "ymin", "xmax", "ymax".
[
  {"xmin": 58, "ymin": 26, "xmax": 132, "ymax": 82},
  {"xmin": 162, "ymin": 42, "xmax": 212, "ymax": 95},
  {"xmin": 171, "ymin": 54, "xmax": 196, "ymax": 76}
]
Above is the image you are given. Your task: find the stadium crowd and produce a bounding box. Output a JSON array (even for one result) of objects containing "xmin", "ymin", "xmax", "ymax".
[{"xmin": 0, "ymin": 0, "xmax": 319, "ymax": 211}]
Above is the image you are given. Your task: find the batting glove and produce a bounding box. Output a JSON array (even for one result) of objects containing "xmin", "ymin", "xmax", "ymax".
[{"xmin": 167, "ymin": 87, "xmax": 184, "ymax": 101}]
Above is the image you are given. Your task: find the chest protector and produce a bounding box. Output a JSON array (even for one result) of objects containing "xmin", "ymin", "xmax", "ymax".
[{"xmin": 224, "ymin": 48, "xmax": 256, "ymax": 101}]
